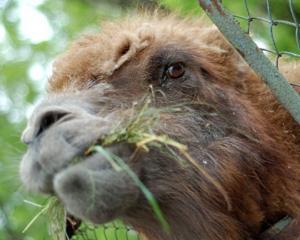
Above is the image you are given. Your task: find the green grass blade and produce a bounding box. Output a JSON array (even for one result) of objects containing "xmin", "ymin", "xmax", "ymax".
[{"xmin": 92, "ymin": 145, "xmax": 170, "ymax": 233}]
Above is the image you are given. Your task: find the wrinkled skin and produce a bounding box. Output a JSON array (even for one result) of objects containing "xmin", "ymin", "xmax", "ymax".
[{"xmin": 20, "ymin": 14, "xmax": 300, "ymax": 240}]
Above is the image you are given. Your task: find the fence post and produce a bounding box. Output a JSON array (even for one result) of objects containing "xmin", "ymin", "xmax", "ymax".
[{"xmin": 198, "ymin": 0, "xmax": 300, "ymax": 124}]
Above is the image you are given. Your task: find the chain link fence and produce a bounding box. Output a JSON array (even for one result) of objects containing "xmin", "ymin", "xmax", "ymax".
[
  {"xmin": 71, "ymin": 222, "xmax": 140, "ymax": 240},
  {"xmin": 199, "ymin": 0, "xmax": 300, "ymax": 123},
  {"xmin": 224, "ymin": 0, "xmax": 300, "ymax": 67}
]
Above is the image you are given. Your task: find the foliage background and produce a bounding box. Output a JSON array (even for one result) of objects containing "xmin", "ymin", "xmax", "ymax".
[{"xmin": 0, "ymin": 0, "xmax": 299, "ymax": 239}]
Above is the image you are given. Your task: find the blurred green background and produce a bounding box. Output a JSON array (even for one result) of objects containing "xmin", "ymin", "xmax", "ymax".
[{"xmin": 0, "ymin": 0, "xmax": 299, "ymax": 239}]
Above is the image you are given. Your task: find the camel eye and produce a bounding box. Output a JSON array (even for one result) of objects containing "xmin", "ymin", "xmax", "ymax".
[{"xmin": 166, "ymin": 62, "xmax": 185, "ymax": 79}]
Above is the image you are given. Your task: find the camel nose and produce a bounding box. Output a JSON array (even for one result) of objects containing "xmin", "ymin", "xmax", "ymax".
[{"xmin": 21, "ymin": 107, "xmax": 71, "ymax": 145}]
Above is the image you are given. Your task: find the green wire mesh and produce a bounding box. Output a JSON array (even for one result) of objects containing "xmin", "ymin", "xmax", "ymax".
[
  {"xmin": 199, "ymin": 0, "xmax": 300, "ymax": 123},
  {"xmin": 223, "ymin": 0, "xmax": 300, "ymax": 67},
  {"xmin": 70, "ymin": 222, "xmax": 140, "ymax": 240}
]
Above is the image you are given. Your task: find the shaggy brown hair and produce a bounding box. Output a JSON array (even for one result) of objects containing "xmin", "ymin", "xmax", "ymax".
[{"xmin": 20, "ymin": 13, "xmax": 300, "ymax": 240}]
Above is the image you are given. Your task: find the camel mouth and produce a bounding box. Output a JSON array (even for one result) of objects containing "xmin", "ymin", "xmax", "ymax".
[{"xmin": 19, "ymin": 112, "xmax": 117, "ymax": 194}]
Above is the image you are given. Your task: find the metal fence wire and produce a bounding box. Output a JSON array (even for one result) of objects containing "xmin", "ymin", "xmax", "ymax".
[
  {"xmin": 69, "ymin": 222, "xmax": 140, "ymax": 240},
  {"xmin": 70, "ymin": 1, "xmax": 300, "ymax": 239},
  {"xmin": 224, "ymin": 0, "xmax": 300, "ymax": 67},
  {"xmin": 199, "ymin": 0, "xmax": 300, "ymax": 123}
]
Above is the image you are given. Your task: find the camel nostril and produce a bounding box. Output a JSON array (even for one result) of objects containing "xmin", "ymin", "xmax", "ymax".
[{"xmin": 36, "ymin": 111, "xmax": 69, "ymax": 137}]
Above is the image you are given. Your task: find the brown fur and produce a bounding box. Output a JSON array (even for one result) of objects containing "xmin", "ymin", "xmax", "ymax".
[{"xmin": 42, "ymin": 13, "xmax": 300, "ymax": 239}]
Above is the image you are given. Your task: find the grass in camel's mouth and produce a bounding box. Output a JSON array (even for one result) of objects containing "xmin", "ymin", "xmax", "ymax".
[{"xmin": 23, "ymin": 95, "xmax": 229, "ymax": 240}]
